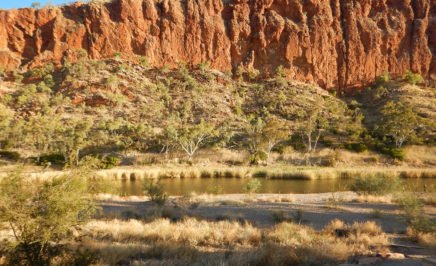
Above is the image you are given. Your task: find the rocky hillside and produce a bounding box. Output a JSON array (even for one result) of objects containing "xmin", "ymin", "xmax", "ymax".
[{"xmin": 0, "ymin": 0, "xmax": 434, "ymax": 90}]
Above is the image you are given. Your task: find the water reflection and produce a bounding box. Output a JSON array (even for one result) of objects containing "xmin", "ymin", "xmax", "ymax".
[{"xmin": 109, "ymin": 178, "xmax": 435, "ymax": 196}]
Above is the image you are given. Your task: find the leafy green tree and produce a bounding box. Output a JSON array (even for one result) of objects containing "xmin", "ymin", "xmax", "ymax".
[
  {"xmin": 242, "ymin": 116, "xmax": 288, "ymax": 164},
  {"xmin": 243, "ymin": 117, "xmax": 265, "ymax": 159},
  {"xmin": 0, "ymin": 103, "xmax": 14, "ymax": 149},
  {"xmin": 262, "ymin": 118, "xmax": 289, "ymax": 161},
  {"xmin": 23, "ymin": 112, "xmax": 61, "ymax": 162},
  {"xmin": 299, "ymin": 107, "xmax": 329, "ymax": 153},
  {"xmin": 0, "ymin": 169, "xmax": 96, "ymax": 265},
  {"xmin": 171, "ymin": 120, "xmax": 215, "ymax": 161},
  {"xmin": 58, "ymin": 117, "xmax": 94, "ymax": 166},
  {"xmin": 378, "ymin": 101, "xmax": 420, "ymax": 148}
]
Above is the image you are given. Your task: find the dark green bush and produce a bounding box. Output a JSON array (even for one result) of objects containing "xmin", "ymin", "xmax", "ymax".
[
  {"xmin": 402, "ymin": 70, "xmax": 423, "ymax": 85},
  {"xmin": 39, "ymin": 153, "xmax": 66, "ymax": 166},
  {"xmin": 381, "ymin": 147, "xmax": 405, "ymax": 161},
  {"xmin": 0, "ymin": 150, "xmax": 20, "ymax": 161},
  {"xmin": 350, "ymin": 173, "xmax": 402, "ymax": 195},
  {"xmin": 249, "ymin": 151, "xmax": 268, "ymax": 165},
  {"xmin": 80, "ymin": 154, "xmax": 121, "ymax": 169},
  {"xmin": 345, "ymin": 143, "xmax": 368, "ymax": 153},
  {"xmin": 101, "ymin": 155, "xmax": 121, "ymax": 169}
]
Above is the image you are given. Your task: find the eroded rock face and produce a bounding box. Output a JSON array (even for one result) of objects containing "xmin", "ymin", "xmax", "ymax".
[{"xmin": 0, "ymin": 0, "xmax": 434, "ymax": 89}]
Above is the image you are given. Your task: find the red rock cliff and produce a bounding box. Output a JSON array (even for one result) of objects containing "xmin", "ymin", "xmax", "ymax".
[{"xmin": 0, "ymin": 0, "xmax": 434, "ymax": 89}]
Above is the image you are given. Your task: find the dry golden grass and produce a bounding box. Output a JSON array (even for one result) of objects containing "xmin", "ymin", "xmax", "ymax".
[
  {"xmin": 353, "ymin": 195, "xmax": 393, "ymax": 203},
  {"xmin": 406, "ymin": 227, "xmax": 436, "ymax": 247},
  {"xmin": 83, "ymin": 218, "xmax": 261, "ymax": 247},
  {"xmin": 75, "ymin": 218, "xmax": 390, "ymax": 265},
  {"xmin": 265, "ymin": 220, "xmax": 388, "ymax": 261}
]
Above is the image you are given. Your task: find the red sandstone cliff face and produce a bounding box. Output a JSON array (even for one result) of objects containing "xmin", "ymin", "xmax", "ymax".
[{"xmin": 0, "ymin": 0, "xmax": 434, "ymax": 89}]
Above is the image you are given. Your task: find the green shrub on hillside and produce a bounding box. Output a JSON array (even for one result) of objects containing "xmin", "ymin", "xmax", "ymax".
[
  {"xmin": 376, "ymin": 72, "xmax": 390, "ymax": 84},
  {"xmin": 345, "ymin": 143, "xmax": 368, "ymax": 153},
  {"xmin": 402, "ymin": 70, "xmax": 423, "ymax": 85},
  {"xmin": 101, "ymin": 155, "xmax": 121, "ymax": 169},
  {"xmin": 39, "ymin": 153, "xmax": 65, "ymax": 166},
  {"xmin": 380, "ymin": 147, "xmax": 405, "ymax": 161}
]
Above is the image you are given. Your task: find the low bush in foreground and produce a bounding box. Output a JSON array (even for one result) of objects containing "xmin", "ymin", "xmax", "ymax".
[
  {"xmin": 397, "ymin": 194, "xmax": 436, "ymax": 246},
  {"xmin": 0, "ymin": 170, "xmax": 96, "ymax": 265}
]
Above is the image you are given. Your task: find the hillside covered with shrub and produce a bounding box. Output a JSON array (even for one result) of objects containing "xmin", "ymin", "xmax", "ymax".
[{"xmin": 0, "ymin": 55, "xmax": 434, "ymax": 168}]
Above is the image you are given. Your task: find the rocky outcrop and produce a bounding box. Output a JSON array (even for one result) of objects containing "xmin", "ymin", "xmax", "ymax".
[{"xmin": 0, "ymin": 0, "xmax": 434, "ymax": 89}]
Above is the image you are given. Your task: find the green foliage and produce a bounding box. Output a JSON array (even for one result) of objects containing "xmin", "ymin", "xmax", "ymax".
[
  {"xmin": 376, "ymin": 72, "xmax": 390, "ymax": 84},
  {"xmin": 26, "ymin": 63, "xmax": 54, "ymax": 79},
  {"xmin": 379, "ymin": 147, "xmax": 405, "ymax": 161},
  {"xmin": 169, "ymin": 120, "xmax": 215, "ymax": 160},
  {"xmin": 0, "ymin": 103, "xmax": 13, "ymax": 148},
  {"xmin": 243, "ymin": 116, "xmax": 289, "ymax": 163},
  {"xmin": 345, "ymin": 143, "xmax": 368, "ymax": 153},
  {"xmin": 248, "ymin": 150, "xmax": 268, "ymax": 164},
  {"xmin": 101, "ymin": 155, "xmax": 121, "ymax": 169},
  {"xmin": 378, "ymin": 101, "xmax": 420, "ymax": 148},
  {"xmin": 81, "ymin": 154, "xmax": 121, "ymax": 169},
  {"xmin": 275, "ymin": 65, "xmax": 286, "ymax": 79},
  {"xmin": 144, "ymin": 179, "xmax": 168, "ymax": 206},
  {"xmin": 106, "ymin": 75, "xmax": 119, "ymax": 89},
  {"xmin": 139, "ymin": 56, "xmax": 149, "ymax": 67},
  {"xmin": 244, "ymin": 178, "xmax": 262, "ymax": 193},
  {"xmin": 350, "ymin": 173, "xmax": 402, "ymax": 195},
  {"xmin": 197, "ymin": 61, "xmax": 215, "ymax": 81},
  {"xmin": 38, "ymin": 153, "xmax": 65, "ymax": 166},
  {"xmin": 0, "ymin": 150, "xmax": 21, "ymax": 161},
  {"xmin": 75, "ymin": 48, "xmax": 88, "ymax": 61},
  {"xmin": 397, "ymin": 194, "xmax": 436, "ymax": 234},
  {"xmin": 372, "ymin": 86, "xmax": 389, "ymax": 101},
  {"xmin": 402, "ymin": 70, "xmax": 423, "ymax": 85},
  {"xmin": 12, "ymin": 71, "xmax": 24, "ymax": 83},
  {"xmin": 0, "ymin": 170, "xmax": 96, "ymax": 265},
  {"xmin": 113, "ymin": 52, "xmax": 122, "ymax": 59},
  {"xmin": 59, "ymin": 117, "xmax": 95, "ymax": 166},
  {"xmin": 299, "ymin": 106, "xmax": 330, "ymax": 153},
  {"xmin": 235, "ymin": 66, "xmax": 245, "ymax": 81}
]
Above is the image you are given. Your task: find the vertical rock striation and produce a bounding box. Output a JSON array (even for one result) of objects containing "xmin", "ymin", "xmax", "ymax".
[{"xmin": 0, "ymin": 0, "xmax": 434, "ymax": 89}]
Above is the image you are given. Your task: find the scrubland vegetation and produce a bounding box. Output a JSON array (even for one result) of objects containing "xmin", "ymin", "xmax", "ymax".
[
  {"xmin": 0, "ymin": 168, "xmax": 434, "ymax": 265},
  {"xmin": 0, "ymin": 55, "xmax": 434, "ymax": 172},
  {"xmin": 0, "ymin": 170, "xmax": 394, "ymax": 265},
  {"xmin": 0, "ymin": 54, "xmax": 435, "ymax": 265}
]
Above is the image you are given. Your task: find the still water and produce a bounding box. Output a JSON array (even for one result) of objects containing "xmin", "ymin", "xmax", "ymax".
[{"xmin": 108, "ymin": 178, "xmax": 435, "ymax": 196}]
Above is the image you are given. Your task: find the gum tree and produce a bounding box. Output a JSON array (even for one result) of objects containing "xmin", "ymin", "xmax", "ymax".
[
  {"xmin": 171, "ymin": 120, "xmax": 215, "ymax": 161},
  {"xmin": 378, "ymin": 101, "xmax": 420, "ymax": 148}
]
